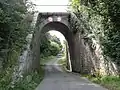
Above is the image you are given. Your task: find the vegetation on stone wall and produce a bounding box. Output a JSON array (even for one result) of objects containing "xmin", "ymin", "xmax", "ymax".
[
  {"xmin": 0, "ymin": 0, "xmax": 40, "ymax": 89},
  {"xmin": 71, "ymin": 0, "xmax": 120, "ymax": 70}
]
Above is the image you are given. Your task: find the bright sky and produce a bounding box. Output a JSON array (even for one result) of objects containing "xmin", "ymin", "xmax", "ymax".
[{"xmin": 31, "ymin": 0, "xmax": 69, "ymax": 12}]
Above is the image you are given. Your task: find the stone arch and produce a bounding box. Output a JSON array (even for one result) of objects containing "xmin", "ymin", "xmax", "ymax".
[
  {"xmin": 32, "ymin": 21, "xmax": 75, "ymax": 71},
  {"xmin": 31, "ymin": 12, "xmax": 83, "ymax": 73}
]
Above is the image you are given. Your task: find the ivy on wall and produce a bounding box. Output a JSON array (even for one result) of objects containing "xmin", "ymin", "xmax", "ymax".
[{"xmin": 71, "ymin": 0, "xmax": 120, "ymax": 67}]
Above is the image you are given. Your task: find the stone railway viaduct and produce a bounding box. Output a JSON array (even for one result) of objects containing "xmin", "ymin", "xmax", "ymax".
[
  {"xmin": 20, "ymin": 12, "xmax": 111, "ymax": 75},
  {"xmin": 16, "ymin": 11, "xmax": 118, "ymax": 79},
  {"xmin": 27, "ymin": 12, "xmax": 92, "ymax": 74}
]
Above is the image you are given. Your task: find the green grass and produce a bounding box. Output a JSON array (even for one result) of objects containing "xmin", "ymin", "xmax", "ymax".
[
  {"xmin": 87, "ymin": 75, "xmax": 120, "ymax": 90},
  {"xmin": 57, "ymin": 57, "xmax": 66, "ymax": 65},
  {"xmin": 0, "ymin": 67, "xmax": 44, "ymax": 90},
  {"xmin": 57, "ymin": 57, "xmax": 67, "ymax": 71},
  {"xmin": 40, "ymin": 56, "xmax": 55, "ymax": 65}
]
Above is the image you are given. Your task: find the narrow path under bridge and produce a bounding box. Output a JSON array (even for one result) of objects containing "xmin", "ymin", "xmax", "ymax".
[{"xmin": 35, "ymin": 57, "xmax": 107, "ymax": 90}]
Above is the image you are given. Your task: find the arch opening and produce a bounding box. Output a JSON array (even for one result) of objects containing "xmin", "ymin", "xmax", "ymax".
[
  {"xmin": 32, "ymin": 15, "xmax": 82, "ymax": 73},
  {"xmin": 39, "ymin": 22, "xmax": 73, "ymax": 71}
]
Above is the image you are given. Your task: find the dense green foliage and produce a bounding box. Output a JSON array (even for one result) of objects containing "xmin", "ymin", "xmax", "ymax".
[
  {"xmin": 0, "ymin": 0, "xmax": 34, "ymax": 89},
  {"xmin": 0, "ymin": 0, "xmax": 31, "ymax": 69},
  {"xmin": 71, "ymin": 0, "xmax": 120, "ymax": 66},
  {"xmin": 12, "ymin": 68, "xmax": 44, "ymax": 90},
  {"xmin": 40, "ymin": 33, "xmax": 62, "ymax": 58},
  {"xmin": 0, "ymin": 68, "xmax": 44, "ymax": 90}
]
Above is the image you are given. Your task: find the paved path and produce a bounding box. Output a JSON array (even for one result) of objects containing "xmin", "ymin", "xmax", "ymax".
[{"xmin": 36, "ymin": 58, "xmax": 107, "ymax": 90}]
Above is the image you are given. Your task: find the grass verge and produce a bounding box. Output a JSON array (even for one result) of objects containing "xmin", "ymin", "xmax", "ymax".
[
  {"xmin": 0, "ymin": 67, "xmax": 44, "ymax": 90},
  {"xmin": 86, "ymin": 75, "xmax": 120, "ymax": 90},
  {"xmin": 12, "ymin": 67, "xmax": 44, "ymax": 90},
  {"xmin": 57, "ymin": 57, "xmax": 67, "ymax": 71},
  {"xmin": 40, "ymin": 56, "xmax": 55, "ymax": 65}
]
